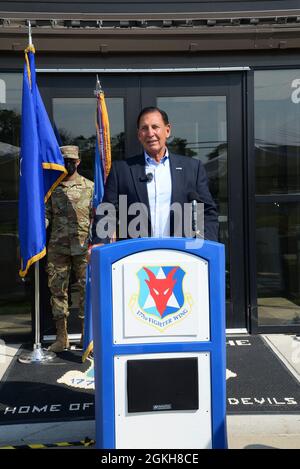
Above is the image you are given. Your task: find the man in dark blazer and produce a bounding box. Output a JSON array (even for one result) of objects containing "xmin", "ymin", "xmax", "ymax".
[{"xmin": 91, "ymin": 107, "xmax": 218, "ymax": 245}]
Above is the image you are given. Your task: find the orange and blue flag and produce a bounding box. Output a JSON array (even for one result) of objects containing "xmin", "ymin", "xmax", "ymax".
[
  {"xmin": 18, "ymin": 44, "xmax": 66, "ymax": 277},
  {"xmin": 82, "ymin": 85, "xmax": 111, "ymax": 362}
]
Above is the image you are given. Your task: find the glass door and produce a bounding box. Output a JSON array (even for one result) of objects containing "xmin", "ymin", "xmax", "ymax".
[
  {"xmin": 0, "ymin": 73, "xmax": 31, "ymax": 342},
  {"xmin": 38, "ymin": 74, "xmax": 139, "ymax": 340},
  {"xmin": 253, "ymin": 70, "xmax": 300, "ymax": 333},
  {"xmin": 140, "ymin": 73, "xmax": 246, "ymax": 329},
  {"xmin": 38, "ymin": 71, "xmax": 247, "ymax": 337}
]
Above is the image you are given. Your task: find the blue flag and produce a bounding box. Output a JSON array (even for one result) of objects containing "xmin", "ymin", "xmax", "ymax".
[
  {"xmin": 19, "ymin": 45, "xmax": 66, "ymax": 277},
  {"xmin": 82, "ymin": 88, "xmax": 111, "ymax": 362}
]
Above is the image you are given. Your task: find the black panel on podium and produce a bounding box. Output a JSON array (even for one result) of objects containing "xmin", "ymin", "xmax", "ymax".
[{"xmin": 127, "ymin": 357, "xmax": 199, "ymax": 413}]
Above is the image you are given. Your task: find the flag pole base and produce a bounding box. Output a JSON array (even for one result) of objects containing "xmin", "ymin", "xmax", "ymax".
[{"xmin": 18, "ymin": 343, "xmax": 56, "ymax": 364}]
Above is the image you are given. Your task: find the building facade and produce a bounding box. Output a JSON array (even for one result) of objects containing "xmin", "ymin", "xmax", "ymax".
[{"xmin": 1, "ymin": 1, "xmax": 300, "ymax": 342}]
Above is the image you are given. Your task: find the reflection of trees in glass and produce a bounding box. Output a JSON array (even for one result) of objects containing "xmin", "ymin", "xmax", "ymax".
[
  {"xmin": 205, "ymin": 142, "xmax": 227, "ymax": 202},
  {"xmin": 0, "ymin": 110, "xmax": 21, "ymax": 200},
  {"xmin": 207, "ymin": 142, "xmax": 227, "ymax": 161},
  {"xmin": 0, "ymin": 109, "xmax": 21, "ymax": 146},
  {"xmin": 111, "ymin": 131, "xmax": 125, "ymax": 160},
  {"xmin": 255, "ymin": 142, "xmax": 300, "ymax": 193},
  {"xmin": 57, "ymin": 128, "xmax": 125, "ymax": 180},
  {"xmin": 168, "ymin": 137, "xmax": 197, "ymax": 157},
  {"xmin": 58, "ymin": 128, "xmax": 73, "ymax": 145}
]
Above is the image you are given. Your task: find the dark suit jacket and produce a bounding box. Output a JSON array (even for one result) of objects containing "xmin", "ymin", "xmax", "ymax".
[{"xmin": 92, "ymin": 152, "xmax": 218, "ymax": 243}]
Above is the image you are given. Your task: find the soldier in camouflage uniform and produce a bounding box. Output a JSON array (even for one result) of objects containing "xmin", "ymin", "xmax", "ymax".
[{"xmin": 46, "ymin": 145, "xmax": 94, "ymax": 352}]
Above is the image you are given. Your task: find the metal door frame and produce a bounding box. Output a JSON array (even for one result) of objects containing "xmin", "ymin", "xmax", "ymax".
[{"xmin": 39, "ymin": 69, "xmax": 249, "ymax": 333}]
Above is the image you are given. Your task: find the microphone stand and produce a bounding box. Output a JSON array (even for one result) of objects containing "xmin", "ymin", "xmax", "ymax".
[
  {"xmin": 191, "ymin": 199, "xmax": 204, "ymax": 239},
  {"xmin": 191, "ymin": 199, "xmax": 197, "ymax": 233}
]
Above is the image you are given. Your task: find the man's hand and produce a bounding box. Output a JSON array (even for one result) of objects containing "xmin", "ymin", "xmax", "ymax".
[{"xmin": 87, "ymin": 243, "xmax": 104, "ymax": 263}]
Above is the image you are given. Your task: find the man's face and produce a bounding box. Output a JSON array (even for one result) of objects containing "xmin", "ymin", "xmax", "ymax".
[{"xmin": 137, "ymin": 111, "xmax": 171, "ymax": 160}]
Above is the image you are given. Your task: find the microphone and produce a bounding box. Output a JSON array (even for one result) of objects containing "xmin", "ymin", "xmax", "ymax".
[
  {"xmin": 188, "ymin": 191, "xmax": 202, "ymax": 232},
  {"xmin": 188, "ymin": 191, "xmax": 202, "ymax": 203},
  {"xmin": 140, "ymin": 173, "xmax": 153, "ymax": 183}
]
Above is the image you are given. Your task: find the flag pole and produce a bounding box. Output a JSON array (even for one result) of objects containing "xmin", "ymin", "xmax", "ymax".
[
  {"xmin": 18, "ymin": 23, "xmax": 56, "ymax": 364},
  {"xmin": 94, "ymin": 74, "xmax": 102, "ymax": 96},
  {"xmin": 28, "ymin": 20, "xmax": 32, "ymax": 46},
  {"xmin": 82, "ymin": 75, "xmax": 103, "ymax": 361},
  {"xmin": 19, "ymin": 263, "xmax": 56, "ymax": 363}
]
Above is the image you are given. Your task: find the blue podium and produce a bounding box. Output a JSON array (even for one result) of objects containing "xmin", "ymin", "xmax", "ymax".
[{"xmin": 91, "ymin": 238, "xmax": 227, "ymax": 449}]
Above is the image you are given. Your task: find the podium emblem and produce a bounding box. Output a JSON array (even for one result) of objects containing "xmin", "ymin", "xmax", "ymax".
[
  {"xmin": 139, "ymin": 266, "xmax": 185, "ymax": 318},
  {"xmin": 127, "ymin": 265, "xmax": 193, "ymax": 332}
]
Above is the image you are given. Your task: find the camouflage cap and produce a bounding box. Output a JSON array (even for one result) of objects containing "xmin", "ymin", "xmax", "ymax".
[{"xmin": 60, "ymin": 145, "xmax": 80, "ymax": 160}]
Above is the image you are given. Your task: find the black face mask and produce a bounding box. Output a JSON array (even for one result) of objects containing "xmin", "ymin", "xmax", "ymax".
[{"xmin": 64, "ymin": 158, "xmax": 77, "ymax": 176}]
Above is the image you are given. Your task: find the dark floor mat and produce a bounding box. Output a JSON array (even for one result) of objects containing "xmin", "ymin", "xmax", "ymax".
[
  {"xmin": 0, "ymin": 346, "xmax": 95, "ymax": 425},
  {"xmin": 226, "ymin": 335, "xmax": 300, "ymax": 414},
  {"xmin": 1, "ymin": 335, "xmax": 299, "ymax": 425}
]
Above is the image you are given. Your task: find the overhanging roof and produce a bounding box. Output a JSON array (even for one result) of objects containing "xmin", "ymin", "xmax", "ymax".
[
  {"xmin": 1, "ymin": 0, "xmax": 300, "ymax": 15},
  {"xmin": 0, "ymin": 9, "xmax": 300, "ymax": 53}
]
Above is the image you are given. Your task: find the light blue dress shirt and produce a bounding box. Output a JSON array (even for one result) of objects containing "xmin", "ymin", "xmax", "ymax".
[{"xmin": 144, "ymin": 149, "xmax": 172, "ymax": 237}]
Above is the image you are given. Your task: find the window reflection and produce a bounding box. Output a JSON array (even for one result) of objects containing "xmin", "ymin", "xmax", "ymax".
[
  {"xmin": 256, "ymin": 203, "xmax": 300, "ymax": 325},
  {"xmin": 255, "ymin": 70, "xmax": 300, "ymax": 194},
  {"xmin": 0, "ymin": 74, "xmax": 22, "ymax": 201},
  {"xmin": 255, "ymin": 70, "xmax": 300, "ymax": 327},
  {"xmin": 157, "ymin": 96, "xmax": 229, "ymax": 298},
  {"xmin": 157, "ymin": 95, "xmax": 227, "ymax": 211},
  {"xmin": 53, "ymin": 97, "xmax": 125, "ymax": 180},
  {"xmin": 0, "ymin": 73, "xmax": 32, "ymax": 338},
  {"xmin": 44, "ymin": 97, "xmax": 126, "ymax": 335}
]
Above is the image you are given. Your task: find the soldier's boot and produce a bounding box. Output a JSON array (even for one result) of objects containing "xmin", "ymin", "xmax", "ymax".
[{"xmin": 48, "ymin": 317, "xmax": 70, "ymax": 352}]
